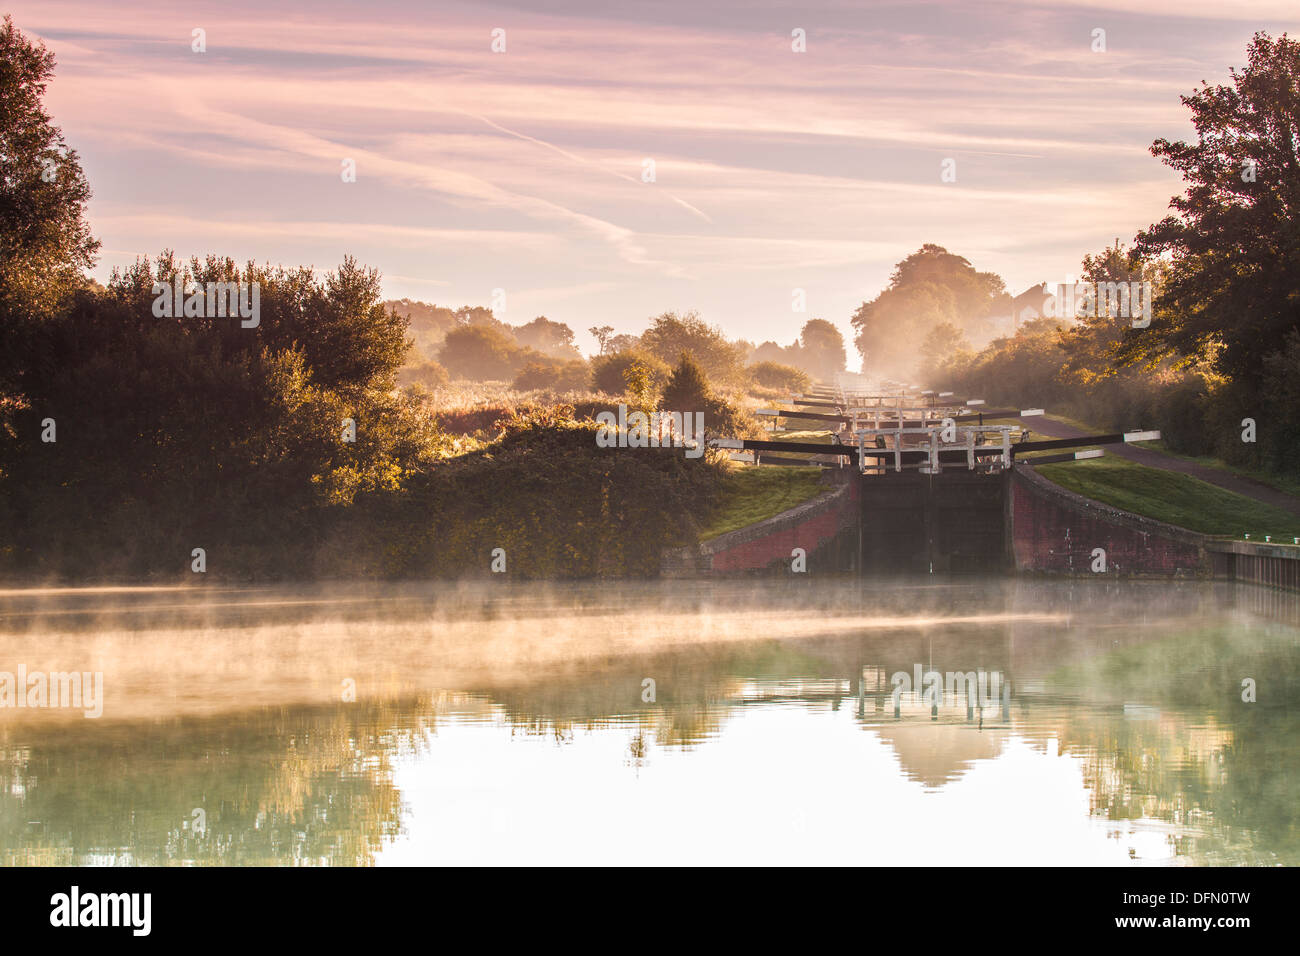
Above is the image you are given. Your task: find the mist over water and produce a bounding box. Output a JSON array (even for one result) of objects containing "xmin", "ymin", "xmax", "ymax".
[{"xmin": 1, "ymin": 579, "xmax": 1295, "ymax": 865}]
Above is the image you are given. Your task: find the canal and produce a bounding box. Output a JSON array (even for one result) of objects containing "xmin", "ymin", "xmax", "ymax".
[{"xmin": 1, "ymin": 579, "xmax": 1295, "ymax": 865}]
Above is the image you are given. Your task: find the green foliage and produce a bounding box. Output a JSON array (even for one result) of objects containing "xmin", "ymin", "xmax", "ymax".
[
  {"xmin": 1036, "ymin": 456, "xmax": 1300, "ymax": 538},
  {"xmin": 512, "ymin": 357, "xmax": 590, "ymax": 392},
  {"xmin": 621, "ymin": 361, "xmax": 655, "ymax": 405},
  {"xmin": 797, "ymin": 319, "xmax": 847, "ymax": 380},
  {"xmin": 398, "ymin": 358, "xmax": 450, "ymax": 389},
  {"xmin": 1129, "ymin": 32, "xmax": 1300, "ymax": 383},
  {"xmin": 639, "ymin": 311, "xmax": 746, "ymax": 384},
  {"xmin": 438, "ymin": 323, "xmax": 526, "ymax": 381},
  {"xmin": 0, "ymin": 16, "xmax": 99, "ymax": 308},
  {"xmin": 0, "ymin": 254, "xmax": 450, "ymax": 579},
  {"xmin": 660, "ymin": 352, "xmax": 711, "ymax": 411},
  {"xmin": 917, "ymin": 321, "xmax": 970, "ymax": 380},
  {"xmin": 750, "ymin": 360, "xmax": 810, "ymax": 392},
  {"xmin": 0, "ymin": 16, "xmax": 99, "ymax": 391},
  {"xmin": 659, "ymin": 353, "xmax": 755, "ymax": 439},
  {"xmin": 348, "ymin": 409, "xmax": 728, "ymax": 578},
  {"xmin": 699, "ymin": 467, "xmax": 826, "ymax": 539},
  {"xmin": 384, "ymin": 299, "xmax": 458, "ymax": 356},
  {"xmin": 511, "ymin": 316, "xmax": 580, "ymax": 358},
  {"xmin": 590, "ymin": 349, "xmax": 670, "ymax": 395}
]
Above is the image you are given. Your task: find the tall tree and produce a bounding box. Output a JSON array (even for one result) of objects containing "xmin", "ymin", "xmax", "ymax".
[
  {"xmin": 588, "ymin": 325, "xmax": 614, "ymax": 354},
  {"xmin": 1129, "ymin": 32, "xmax": 1300, "ymax": 380},
  {"xmin": 639, "ymin": 311, "xmax": 745, "ymax": 384},
  {"xmin": 0, "ymin": 16, "xmax": 99, "ymax": 388},
  {"xmin": 850, "ymin": 245, "xmax": 1005, "ymax": 377},
  {"xmin": 797, "ymin": 319, "xmax": 847, "ymax": 381},
  {"xmin": 512, "ymin": 316, "xmax": 579, "ymax": 358}
]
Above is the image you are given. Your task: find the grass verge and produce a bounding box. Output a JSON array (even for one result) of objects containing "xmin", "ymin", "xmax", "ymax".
[
  {"xmin": 700, "ymin": 466, "xmax": 826, "ymax": 540},
  {"xmin": 1035, "ymin": 456, "xmax": 1300, "ymax": 539}
]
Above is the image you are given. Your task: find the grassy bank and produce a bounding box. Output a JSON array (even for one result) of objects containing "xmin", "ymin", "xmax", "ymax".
[
  {"xmin": 1035, "ymin": 456, "xmax": 1300, "ymax": 539},
  {"xmin": 699, "ymin": 466, "xmax": 825, "ymax": 539}
]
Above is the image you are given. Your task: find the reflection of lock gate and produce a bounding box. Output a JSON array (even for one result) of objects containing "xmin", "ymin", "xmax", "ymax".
[{"xmin": 856, "ymin": 666, "xmax": 1014, "ymax": 721}]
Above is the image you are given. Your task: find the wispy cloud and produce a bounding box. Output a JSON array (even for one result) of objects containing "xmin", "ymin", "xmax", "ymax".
[{"xmin": 11, "ymin": 0, "xmax": 1296, "ymax": 360}]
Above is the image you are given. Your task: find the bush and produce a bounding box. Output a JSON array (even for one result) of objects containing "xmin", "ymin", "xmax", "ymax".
[
  {"xmin": 661, "ymin": 352, "xmax": 711, "ymax": 412},
  {"xmin": 750, "ymin": 361, "xmax": 810, "ymax": 393},
  {"xmin": 343, "ymin": 411, "xmax": 729, "ymax": 578},
  {"xmin": 640, "ymin": 311, "xmax": 746, "ymax": 384},
  {"xmin": 590, "ymin": 350, "xmax": 670, "ymax": 395},
  {"xmin": 513, "ymin": 358, "xmax": 590, "ymax": 392},
  {"xmin": 437, "ymin": 324, "xmax": 525, "ymax": 381},
  {"xmin": 398, "ymin": 358, "xmax": 450, "ymax": 388},
  {"xmin": 659, "ymin": 353, "xmax": 758, "ymax": 440}
]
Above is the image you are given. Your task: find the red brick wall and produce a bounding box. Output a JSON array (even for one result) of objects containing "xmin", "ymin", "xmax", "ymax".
[
  {"xmin": 710, "ymin": 503, "xmax": 850, "ymax": 571},
  {"xmin": 1011, "ymin": 468, "xmax": 1205, "ymax": 575}
]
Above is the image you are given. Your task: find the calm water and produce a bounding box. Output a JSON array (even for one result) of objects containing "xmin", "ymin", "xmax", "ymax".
[{"xmin": 0, "ymin": 579, "xmax": 1296, "ymax": 866}]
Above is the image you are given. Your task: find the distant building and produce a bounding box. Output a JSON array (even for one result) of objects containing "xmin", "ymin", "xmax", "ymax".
[{"xmin": 974, "ymin": 283, "xmax": 1054, "ymax": 343}]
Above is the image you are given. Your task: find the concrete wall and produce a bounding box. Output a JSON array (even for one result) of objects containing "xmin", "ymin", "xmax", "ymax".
[
  {"xmin": 661, "ymin": 473, "xmax": 859, "ymax": 576},
  {"xmin": 1010, "ymin": 464, "xmax": 1208, "ymax": 576},
  {"xmin": 1206, "ymin": 539, "xmax": 1300, "ymax": 591}
]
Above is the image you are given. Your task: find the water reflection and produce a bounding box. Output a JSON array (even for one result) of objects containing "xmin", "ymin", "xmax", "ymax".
[{"xmin": 0, "ymin": 580, "xmax": 1295, "ymax": 865}]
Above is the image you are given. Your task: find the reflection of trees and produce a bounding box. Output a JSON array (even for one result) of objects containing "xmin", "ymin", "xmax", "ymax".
[
  {"xmin": 0, "ymin": 698, "xmax": 434, "ymax": 866},
  {"xmin": 2, "ymin": 580, "xmax": 1297, "ymax": 865},
  {"xmin": 1056, "ymin": 709, "xmax": 1298, "ymax": 865},
  {"xmin": 1046, "ymin": 625, "xmax": 1300, "ymax": 865}
]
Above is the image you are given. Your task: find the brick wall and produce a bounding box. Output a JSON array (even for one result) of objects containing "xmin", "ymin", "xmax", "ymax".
[
  {"xmin": 662, "ymin": 474, "xmax": 859, "ymax": 575},
  {"xmin": 1010, "ymin": 464, "xmax": 1206, "ymax": 576}
]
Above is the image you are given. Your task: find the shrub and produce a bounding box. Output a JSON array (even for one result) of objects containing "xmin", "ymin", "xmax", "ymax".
[
  {"xmin": 343, "ymin": 411, "xmax": 729, "ymax": 578},
  {"xmin": 512, "ymin": 358, "xmax": 590, "ymax": 392},
  {"xmin": 640, "ymin": 311, "xmax": 746, "ymax": 384},
  {"xmin": 437, "ymin": 324, "xmax": 524, "ymax": 381},
  {"xmin": 398, "ymin": 358, "xmax": 450, "ymax": 388},
  {"xmin": 590, "ymin": 349, "xmax": 670, "ymax": 395},
  {"xmin": 750, "ymin": 361, "xmax": 810, "ymax": 393}
]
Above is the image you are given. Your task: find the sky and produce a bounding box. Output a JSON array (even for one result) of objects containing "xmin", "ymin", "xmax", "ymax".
[{"xmin": 11, "ymin": 0, "xmax": 1299, "ymax": 363}]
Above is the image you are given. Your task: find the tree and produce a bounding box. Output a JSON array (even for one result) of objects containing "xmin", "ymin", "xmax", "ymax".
[
  {"xmin": 105, "ymin": 252, "xmax": 409, "ymax": 392},
  {"xmin": 512, "ymin": 316, "xmax": 579, "ymax": 358},
  {"xmin": 660, "ymin": 352, "xmax": 749, "ymax": 438},
  {"xmin": 591, "ymin": 349, "xmax": 670, "ymax": 395},
  {"xmin": 606, "ymin": 333, "xmax": 639, "ymax": 354},
  {"xmin": 888, "ymin": 244, "xmax": 1005, "ymax": 321},
  {"xmin": 639, "ymin": 311, "xmax": 745, "ymax": 383},
  {"xmin": 851, "ymin": 245, "xmax": 1007, "ymax": 378},
  {"xmin": 385, "ymin": 299, "xmax": 458, "ymax": 356},
  {"xmin": 398, "ymin": 358, "xmax": 450, "ymax": 389},
  {"xmin": 660, "ymin": 352, "xmax": 712, "ymax": 412},
  {"xmin": 798, "ymin": 319, "xmax": 847, "ymax": 380},
  {"xmin": 919, "ymin": 321, "xmax": 969, "ymax": 367},
  {"xmin": 751, "ymin": 341, "xmax": 792, "ymax": 364},
  {"xmin": 437, "ymin": 324, "xmax": 523, "ymax": 380},
  {"xmin": 2, "ymin": 252, "xmax": 449, "ymax": 576},
  {"xmin": 1061, "ymin": 242, "xmax": 1166, "ymax": 385},
  {"xmin": 0, "ymin": 16, "xmax": 99, "ymax": 390},
  {"xmin": 512, "ymin": 358, "xmax": 589, "ymax": 392},
  {"xmin": 1128, "ymin": 32, "xmax": 1300, "ymax": 382},
  {"xmin": 588, "ymin": 325, "xmax": 614, "ymax": 354},
  {"xmin": 852, "ymin": 281, "xmax": 958, "ymax": 377}
]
